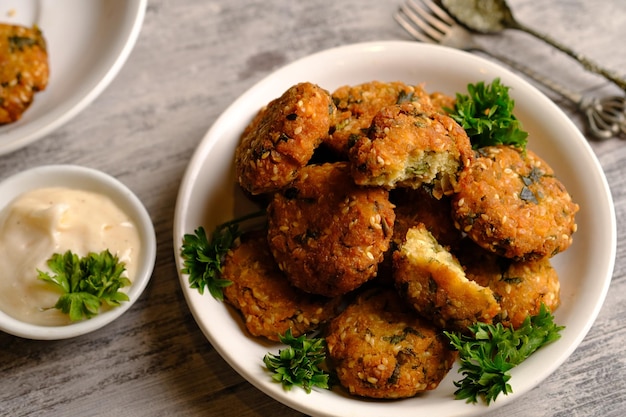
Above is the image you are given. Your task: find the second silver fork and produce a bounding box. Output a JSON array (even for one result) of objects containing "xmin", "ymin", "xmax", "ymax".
[{"xmin": 394, "ymin": 0, "xmax": 626, "ymax": 141}]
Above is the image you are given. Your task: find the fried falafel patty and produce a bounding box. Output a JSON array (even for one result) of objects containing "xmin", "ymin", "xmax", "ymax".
[
  {"xmin": 328, "ymin": 81, "xmax": 431, "ymax": 157},
  {"xmin": 393, "ymin": 224, "xmax": 500, "ymax": 331},
  {"xmin": 267, "ymin": 162, "xmax": 395, "ymax": 297},
  {"xmin": 452, "ymin": 145, "xmax": 579, "ymax": 260},
  {"xmin": 221, "ymin": 230, "xmax": 342, "ymax": 341},
  {"xmin": 235, "ymin": 82, "xmax": 335, "ymax": 195},
  {"xmin": 378, "ymin": 187, "xmax": 463, "ymax": 284},
  {"xmin": 0, "ymin": 24, "xmax": 49, "ymax": 124},
  {"xmin": 456, "ymin": 238, "xmax": 561, "ymax": 329},
  {"xmin": 325, "ymin": 288, "xmax": 457, "ymax": 399},
  {"xmin": 495, "ymin": 257, "xmax": 560, "ymax": 328},
  {"xmin": 348, "ymin": 102, "xmax": 473, "ymax": 198}
]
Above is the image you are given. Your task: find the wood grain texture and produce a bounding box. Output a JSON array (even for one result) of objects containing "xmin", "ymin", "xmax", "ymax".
[{"xmin": 1, "ymin": 0, "xmax": 625, "ymax": 416}]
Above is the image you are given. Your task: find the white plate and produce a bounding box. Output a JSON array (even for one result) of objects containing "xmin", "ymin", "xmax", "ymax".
[
  {"xmin": 173, "ymin": 41, "xmax": 616, "ymax": 416},
  {"xmin": 0, "ymin": 0, "xmax": 146, "ymax": 155}
]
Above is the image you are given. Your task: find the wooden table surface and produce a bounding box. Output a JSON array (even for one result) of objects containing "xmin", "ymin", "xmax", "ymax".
[{"xmin": 1, "ymin": 1, "xmax": 625, "ymax": 416}]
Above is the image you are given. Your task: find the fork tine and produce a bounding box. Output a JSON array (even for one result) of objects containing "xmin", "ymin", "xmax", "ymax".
[
  {"xmin": 404, "ymin": 0, "xmax": 451, "ymax": 34},
  {"xmin": 396, "ymin": 3, "xmax": 444, "ymax": 43},
  {"xmin": 418, "ymin": 0, "xmax": 457, "ymax": 26},
  {"xmin": 393, "ymin": 10, "xmax": 437, "ymax": 44}
]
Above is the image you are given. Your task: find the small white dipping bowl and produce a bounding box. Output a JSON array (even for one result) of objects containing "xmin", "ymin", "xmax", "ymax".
[{"xmin": 0, "ymin": 165, "xmax": 156, "ymax": 340}]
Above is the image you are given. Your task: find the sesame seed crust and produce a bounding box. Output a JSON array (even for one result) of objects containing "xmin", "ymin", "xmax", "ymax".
[
  {"xmin": 267, "ymin": 162, "xmax": 395, "ymax": 297},
  {"xmin": 235, "ymin": 82, "xmax": 335, "ymax": 195},
  {"xmin": 325, "ymin": 287, "xmax": 457, "ymax": 399},
  {"xmin": 451, "ymin": 145, "xmax": 579, "ymax": 260}
]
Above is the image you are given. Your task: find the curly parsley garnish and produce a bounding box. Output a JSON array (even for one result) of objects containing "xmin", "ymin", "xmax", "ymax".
[
  {"xmin": 447, "ymin": 78, "xmax": 528, "ymax": 150},
  {"xmin": 180, "ymin": 210, "xmax": 266, "ymax": 300},
  {"xmin": 263, "ymin": 329, "xmax": 331, "ymax": 393},
  {"xmin": 444, "ymin": 304, "xmax": 564, "ymax": 404},
  {"xmin": 37, "ymin": 250, "xmax": 130, "ymax": 322}
]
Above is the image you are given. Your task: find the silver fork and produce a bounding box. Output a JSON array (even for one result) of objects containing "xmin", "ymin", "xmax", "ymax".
[{"xmin": 394, "ymin": 0, "xmax": 626, "ymax": 141}]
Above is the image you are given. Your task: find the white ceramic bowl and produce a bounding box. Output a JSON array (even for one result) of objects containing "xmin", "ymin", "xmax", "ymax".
[
  {"xmin": 0, "ymin": 165, "xmax": 156, "ymax": 340},
  {"xmin": 0, "ymin": 0, "xmax": 147, "ymax": 155},
  {"xmin": 173, "ymin": 41, "xmax": 616, "ymax": 417}
]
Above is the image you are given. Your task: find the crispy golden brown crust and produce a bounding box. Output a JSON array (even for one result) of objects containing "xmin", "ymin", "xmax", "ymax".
[
  {"xmin": 267, "ymin": 162, "xmax": 395, "ymax": 297},
  {"xmin": 497, "ymin": 257, "xmax": 560, "ymax": 328},
  {"xmin": 348, "ymin": 102, "xmax": 473, "ymax": 197},
  {"xmin": 328, "ymin": 81, "xmax": 431, "ymax": 157},
  {"xmin": 393, "ymin": 224, "xmax": 500, "ymax": 331},
  {"xmin": 0, "ymin": 24, "xmax": 49, "ymax": 124},
  {"xmin": 235, "ymin": 82, "xmax": 335, "ymax": 195},
  {"xmin": 221, "ymin": 230, "xmax": 342, "ymax": 341},
  {"xmin": 451, "ymin": 145, "xmax": 579, "ymax": 260},
  {"xmin": 325, "ymin": 287, "xmax": 457, "ymax": 399},
  {"xmin": 456, "ymin": 238, "xmax": 561, "ymax": 329}
]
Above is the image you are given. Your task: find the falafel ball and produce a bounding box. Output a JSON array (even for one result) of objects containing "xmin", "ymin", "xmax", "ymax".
[
  {"xmin": 393, "ymin": 224, "xmax": 501, "ymax": 331},
  {"xmin": 267, "ymin": 162, "xmax": 395, "ymax": 297},
  {"xmin": 451, "ymin": 145, "xmax": 579, "ymax": 260},
  {"xmin": 348, "ymin": 102, "xmax": 473, "ymax": 198},
  {"xmin": 376, "ymin": 187, "xmax": 463, "ymax": 285},
  {"xmin": 325, "ymin": 287, "xmax": 457, "ymax": 399},
  {"xmin": 235, "ymin": 82, "xmax": 335, "ymax": 195}
]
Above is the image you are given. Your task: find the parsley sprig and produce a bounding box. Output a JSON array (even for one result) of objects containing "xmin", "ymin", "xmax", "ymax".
[
  {"xmin": 38, "ymin": 250, "xmax": 130, "ymax": 322},
  {"xmin": 263, "ymin": 329, "xmax": 331, "ymax": 393},
  {"xmin": 180, "ymin": 210, "xmax": 266, "ymax": 300},
  {"xmin": 447, "ymin": 78, "xmax": 528, "ymax": 150},
  {"xmin": 444, "ymin": 304, "xmax": 564, "ymax": 404}
]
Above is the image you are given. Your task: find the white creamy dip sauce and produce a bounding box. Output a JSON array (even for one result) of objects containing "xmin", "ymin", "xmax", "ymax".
[{"xmin": 0, "ymin": 187, "xmax": 141, "ymax": 326}]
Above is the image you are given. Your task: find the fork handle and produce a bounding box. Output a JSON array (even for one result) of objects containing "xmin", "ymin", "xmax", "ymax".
[
  {"xmin": 482, "ymin": 49, "xmax": 582, "ymax": 104},
  {"xmin": 512, "ymin": 21, "xmax": 626, "ymax": 92}
]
